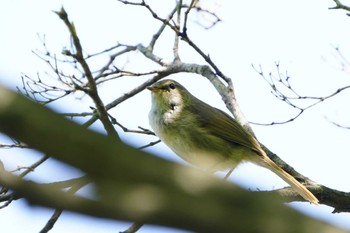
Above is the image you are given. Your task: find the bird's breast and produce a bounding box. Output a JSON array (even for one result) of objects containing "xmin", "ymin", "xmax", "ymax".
[{"xmin": 149, "ymin": 104, "xmax": 245, "ymax": 171}]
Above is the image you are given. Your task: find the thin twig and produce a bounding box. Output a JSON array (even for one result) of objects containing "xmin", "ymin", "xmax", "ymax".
[
  {"xmin": 120, "ymin": 222, "xmax": 144, "ymax": 233},
  {"xmin": 0, "ymin": 155, "xmax": 49, "ymax": 208},
  {"xmin": 108, "ymin": 113, "xmax": 155, "ymax": 135},
  {"xmin": 182, "ymin": 0, "xmax": 197, "ymax": 35},
  {"xmin": 0, "ymin": 143, "xmax": 29, "ymax": 149},
  {"xmin": 95, "ymin": 45, "xmax": 137, "ymax": 81},
  {"xmin": 173, "ymin": 0, "xmax": 182, "ymax": 62},
  {"xmin": 224, "ymin": 167, "xmax": 234, "ymax": 180},
  {"xmin": 55, "ymin": 7, "xmax": 119, "ymax": 140},
  {"xmin": 137, "ymin": 140, "xmax": 161, "ymax": 150},
  {"xmin": 329, "ymin": 0, "xmax": 350, "ymax": 12},
  {"xmin": 85, "ymin": 44, "xmax": 123, "ymax": 59},
  {"xmin": 325, "ymin": 116, "xmax": 350, "ymax": 130},
  {"xmin": 39, "ymin": 209, "xmax": 63, "ymax": 233},
  {"xmin": 148, "ymin": 6, "xmax": 177, "ymax": 51},
  {"xmin": 252, "ymin": 63, "xmax": 350, "ymax": 125},
  {"xmin": 39, "ymin": 177, "xmax": 90, "ymax": 233},
  {"xmin": 19, "ymin": 155, "xmax": 49, "ymax": 178}
]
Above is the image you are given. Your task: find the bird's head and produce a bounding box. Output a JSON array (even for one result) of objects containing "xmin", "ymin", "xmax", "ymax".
[{"xmin": 147, "ymin": 79, "xmax": 191, "ymax": 112}]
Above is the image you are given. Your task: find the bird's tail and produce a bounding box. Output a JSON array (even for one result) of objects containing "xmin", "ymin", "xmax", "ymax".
[{"xmin": 257, "ymin": 149, "xmax": 319, "ymax": 205}]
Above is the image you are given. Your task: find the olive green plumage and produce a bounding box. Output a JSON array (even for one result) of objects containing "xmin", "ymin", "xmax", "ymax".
[{"xmin": 148, "ymin": 79, "xmax": 318, "ymax": 204}]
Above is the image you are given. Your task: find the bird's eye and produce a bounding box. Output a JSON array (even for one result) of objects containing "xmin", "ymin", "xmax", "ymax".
[{"xmin": 169, "ymin": 83, "xmax": 176, "ymax": 89}]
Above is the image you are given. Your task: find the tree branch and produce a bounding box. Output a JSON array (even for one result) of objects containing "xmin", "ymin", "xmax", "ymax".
[
  {"xmin": 55, "ymin": 7, "xmax": 119, "ymax": 140},
  {"xmin": 39, "ymin": 176, "xmax": 89, "ymax": 233},
  {"xmin": 10, "ymin": 2, "xmax": 350, "ymax": 232},
  {"xmin": 252, "ymin": 63, "xmax": 350, "ymax": 125},
  {"xmin": 0, "ymin": 86, "xmax": 348, "ymax": 233},
  {"xmin": 330, "ymin": 0, "xmax": 350, "ymax": 14}
]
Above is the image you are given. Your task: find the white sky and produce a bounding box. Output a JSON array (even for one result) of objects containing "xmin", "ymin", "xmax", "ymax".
[{"xmin": 1, "ymin": 0, "xmax": 350, "ymax": 232}]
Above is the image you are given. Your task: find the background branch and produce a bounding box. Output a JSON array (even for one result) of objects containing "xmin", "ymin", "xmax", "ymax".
[
  {"xmin": 0, "ymin": 86, "xmax": 348, "ymax": 233},
  {"xmin": 3, "ymin": 1, "xmax": 350, "ymax": 232},
  {"xmin": 251, "ymin": 63, "xmax": 350, "ymax": 125},
  {"xmin": 55, "ymin": 7, "xmax": 119, "ymax": 139}
]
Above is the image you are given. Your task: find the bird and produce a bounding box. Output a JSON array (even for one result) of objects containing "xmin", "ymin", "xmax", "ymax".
[{"xmin": 147, "ymin": 79, "xmax": 319, "ymax": 204}]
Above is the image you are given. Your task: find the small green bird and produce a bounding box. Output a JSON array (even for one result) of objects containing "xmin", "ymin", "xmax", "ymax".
[{"xmin": 148, "ymin": 79, "xmax": 318, "ymax": 204}]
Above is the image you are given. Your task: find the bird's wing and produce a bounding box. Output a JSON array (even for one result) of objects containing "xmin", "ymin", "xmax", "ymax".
[
  {"xmin": 188, "ymin": 99, "xmax": 320, "ymax": 204},
  {"xmin": 188, "ymin": 99, "xmax": 259, "ymax": 152}
]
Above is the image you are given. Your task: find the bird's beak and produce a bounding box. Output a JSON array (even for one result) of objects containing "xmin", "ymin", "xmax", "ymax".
[{"xmin": 147, "ymin": 86, "xmax": 159, "ymax": 92}]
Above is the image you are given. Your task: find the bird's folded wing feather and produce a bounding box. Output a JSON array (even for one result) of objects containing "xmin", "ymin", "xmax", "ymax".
[{"xmin": 188, "ymin": 100, "xmax": 260, "ymax": 152}]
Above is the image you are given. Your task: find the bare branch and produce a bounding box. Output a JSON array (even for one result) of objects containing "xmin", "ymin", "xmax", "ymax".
[
  {"xmin": 137, "ymin": 140, "xmax": 161, "ymax": 150},
  {"xmin": 0, "ymin": 92, "xmax": 349, "ymax": 232},
  {"xmin": 0, "ymin": 142, "xmax": 29, "ymax": 149},
  {"xmin": 39, "ymin": 177, "xmax": 89, "ymax": 233},
  {"xmin": 325, "ymin": 116, "xmax": 350, "ymax": 130},
  {"xmin": 182, "ymin": 0, "xmax": 197, "ymax": 36},
  {"xmin": 39, "ymin": 209, "xmax": 63, "ymax": 233},
  {"xmin": 55, "ymin": 8, "xmax": 96, "ymax": 92},
  {"xmin": 55, "ymin": 7, "xmax": 119, "ymax": 139},
  {"xmin": 252, "ymin": 63, "xmax": 350, "ymax": 125},
  {"xmin": 148, "ymin": 6, "xmax": 177, "ymax": 51},
  {"xmin": 266, "ymin": 184, "xmax": 350, "ymax": 213},
  {"xmin": 96, "ymin": 69, "xmax": 158, "ymax": 85},
  {"xmin": 106, "ymin": 112, "xmax": 156, "ymax": 135},
  {"xmin": 173, "ymin": 0, "xmax": 182, "ymax": 62},
  {"xmin": 18, "ymin": 73, "xmax": 73, "ymax": 105},
  {"xmin": 120, "ymin": 223, "xmax": 144, "ymax": 233},
  {"xmin": 190, "ymin": 3, "xmax": 222, "ymax": 29},
  {"xmin": 7, "ymin": 1, "xmax": 350, "ymax": 232},
  {"xmin": 330, "ymin": 0, "xmax": 350, "ymax": 16},
  {"xmin": 19, "ymin": 156, "xmax": 49, "ymax": 178},
  {"xmin": 85, "ymin": 44, "xmax": 124, "ymax": 60},
  {"xmin": 95, "ymin": 45, "xmax": 137, "ymax": 81},
  {"xmin": 0, "ymin": 155, "xmax": 49, "ymax": 208}
]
